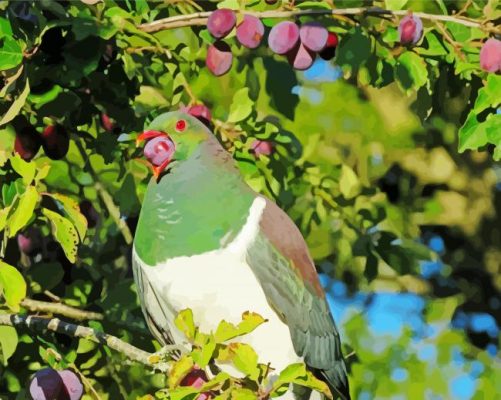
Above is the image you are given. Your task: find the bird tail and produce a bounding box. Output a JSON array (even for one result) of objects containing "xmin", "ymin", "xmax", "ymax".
[{"xmin": 320, "ymin": 360, "xmax": 351, "ymax": 400}]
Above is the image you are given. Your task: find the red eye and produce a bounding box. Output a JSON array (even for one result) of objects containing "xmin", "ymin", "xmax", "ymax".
[{"xmin": 176, "ymin": 119, "xmax": 186, "ymax": 132}]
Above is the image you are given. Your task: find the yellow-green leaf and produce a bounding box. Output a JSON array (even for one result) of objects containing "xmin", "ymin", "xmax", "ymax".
[
  {"xmin": 339, "ymin": 165, "xmax": 361, "ymax": 199},
  {"xmin": 10, "ymin": 153, "xmax": 36, "ymax": 185},
  {"xmin": 35, "ymin": 164, "xmax": 51, "ymax": 182},
  {"xmin": 167, "ymin": 354, "xmax": 194, "ymax": 389},
  {"xmin": 271, "ymin": 363, "xmax": 332, "ymax": 399},
  {"xmin": 169, "ymin": 386, "xmax": 200, "ymax": 400},
  {"xmin": 0, "ymin": 261, "xmax": 27, "ymax": 312},
  {"xmin": 225, "ymin": 343, "xmax": 260, "ymax": 382},
  {"xmin": 0, "ymin": 79, "xmax": 30, "ymax": 126},
  {"xmin": 0, "ymin": 37, "xmax": 23, "ymax": 72},
  {"xmin": 228, "ymin": 88, "xmax": 253, "ymax": 123},
  {"xmin": 200, "ymin": 372, "xmax": 231, "ymax": 392},
  {"xmin": 42, "ymin": 208, "xmax": 79, "ymax": 263},
  {"xmin": 230, "ymin": 388, "xmax": 257, "ymax": 400},
  {"xmin": 8, "ymin": 186, "xmax": 38, "ymax": 238},
  {"xmin": 0, "ymin": 207, "xmax": 10, "ymax": 232},
  {"xmin": 174, "ymin": 308, "xmax": 196, "ymax": 341},
  {"xmin": 47, "ymin": 193, "xmax": 88, "ymax": 240},
  {"xmin": 192, "ymin": 332, "xmax": 216, "ymax": 368},
  {"xmin": 0, "ymin": 325, "xmax": 18, "ymax": 366},
  {"xmin": 238, "ymin": 312, "xmax": 266, "ymax": 336},
  {"xmin": 384, "ymin": 0, "xmax": 408, "ymax": 10},
  {"xmin": 214, "ymin": 312, "xmax": 266, "ymax": 343}
]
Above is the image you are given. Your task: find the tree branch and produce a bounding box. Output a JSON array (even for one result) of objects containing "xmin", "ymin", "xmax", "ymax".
[
  {"xmin": 0, "ymin": 313, "xmax": 170, "ymax": 373},
  {"xmin": 20, "ymin": 298, "xmax": 104, "ymax": 321},
  {"xmin": 138, "ymin": 7, "xmax": 501, "ymax": 35}
]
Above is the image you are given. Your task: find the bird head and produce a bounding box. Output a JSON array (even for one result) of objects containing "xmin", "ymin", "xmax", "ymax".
[{"xmin": 136, "ymin": 111, "xmax": 213, "ymax": 179}]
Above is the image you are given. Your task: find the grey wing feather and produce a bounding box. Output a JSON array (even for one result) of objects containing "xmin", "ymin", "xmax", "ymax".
[
  {"xmin": 246, "ymin": 201, "xmax": 350, "ymax": 400},
  {"xmin": 132, "ymin": 251, "xmax": 174, "ymax": 346}
]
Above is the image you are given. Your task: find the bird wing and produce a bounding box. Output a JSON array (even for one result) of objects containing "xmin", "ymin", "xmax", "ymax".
[
  {"xmin": 132, "ymin": 249, "xmax": 175, "ymax": 346},
  {"xmin": 245, "ymin": 197, "xmax": 350, "ymax": 400}
]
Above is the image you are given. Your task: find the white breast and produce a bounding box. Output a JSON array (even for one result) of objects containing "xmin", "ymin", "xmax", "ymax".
[{"xmin": 135, "ymin": 197, "xmax": 302, "ymax": 382}]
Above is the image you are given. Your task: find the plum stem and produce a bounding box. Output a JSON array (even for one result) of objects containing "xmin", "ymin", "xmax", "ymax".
[{"xmin": 139, "ymin": 7, "xmax": 501, "ymax": 35}]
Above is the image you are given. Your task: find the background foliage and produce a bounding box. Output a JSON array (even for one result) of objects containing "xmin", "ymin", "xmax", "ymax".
[{"xmin": 0, "ymin": 0, "xmax": 500, "ymax": 399}]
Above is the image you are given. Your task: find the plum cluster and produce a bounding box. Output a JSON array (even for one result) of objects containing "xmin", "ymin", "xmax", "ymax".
[
  {"xmin": 205, "ymin": 9, "xmax": 500, "ymax": 77},
  {"xmin": 398, "ymin": 13, "xmax": 500, "ymax": 74},
  {"xmin": 205, "ymin": 9, "xmax": 338, "ymax": 76},
  {"xmin": 29, "ymin": 368, "xmax": 83, "ymax": 400},
  {"xmin": 13, "ymin": 116, "xmax": 69, "ymax": 161}
]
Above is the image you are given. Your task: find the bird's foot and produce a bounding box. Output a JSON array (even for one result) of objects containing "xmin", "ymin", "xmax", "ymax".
[{"xmin": 148, "ymin": 343, "xmax": 190, "ymax": 365}]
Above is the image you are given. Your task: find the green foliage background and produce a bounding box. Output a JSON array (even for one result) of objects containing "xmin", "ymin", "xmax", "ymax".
[{"xmin": 0, "ymin": 0, "xmax": 500, "ymax": 399}]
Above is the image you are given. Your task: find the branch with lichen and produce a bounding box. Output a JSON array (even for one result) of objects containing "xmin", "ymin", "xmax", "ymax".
[
  {"xmin": 20, "ymin": 298, "xmax": 104, "ymax": 321},
  {"xmin": 0, "ymin": 313, "xmax": 171, "ymax": 373},
  {"xmin": 138, "ymin": 7, "xmax": 500, "ymax": 35}
]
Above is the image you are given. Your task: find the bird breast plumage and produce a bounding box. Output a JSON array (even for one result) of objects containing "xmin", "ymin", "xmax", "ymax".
[{"xmin": 133, "ymin": 197, "xmax": 305, "ymax": 392}]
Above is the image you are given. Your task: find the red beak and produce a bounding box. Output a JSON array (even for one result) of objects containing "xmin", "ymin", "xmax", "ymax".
[
  {"xmin": 136, "ymin": 130, "xmax": 174, "ymax": 180},
  {"xmin": 135, "ymin": 130, "xmax": 166, "ymax": 147}
]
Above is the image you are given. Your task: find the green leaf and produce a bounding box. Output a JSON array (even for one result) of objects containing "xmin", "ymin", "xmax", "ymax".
[
  {"xmin": 473, "ymin": 75, "xmax": 501, "ymax": 114},
  {"xmin": 335, "ymin": 28, "xmax": 371, "ymax": 71},
  {"xmin": 0, "ymin": 80, "xmax": 30, "ymax": 126},
  {"xmin": 384, "ymin": 0, "xmax": 408, "ymax": 10},
  {"xmin": 396, "ymin": 52, "xmax": 428, "ymax": 91},
  {"xmin": 0, "ymin": 37, "xmax": 23, "ymax": 71},
  {"xmin": 0, "ymin": 261, "xmax": 27, "ymax": 312},
  {"xmin": 0, "ymin": 207, "xmax": 10, "ymax": 232},
  {"xmin": 296, "ymin": 1, "xmax": 331, "ymax": 9},
  {"xmin": 47, "ymin": 193, "xmax": 88, "ymax": 240},
  {"xmin": 35, "ymin": 164, "xmax": 51, "ymax": 182},
  {"xmin": 134, "ymin": 86, "xmax": 169, "ymax": 113},
  {"xmin": 10, "ymin": 153, "xmax": 36, "ymax": 185},
  {"xmin": 199, "ymin": 372, "xmax": 231, "ymax": 391},
  {"xmin": 42, "ymin": 208, "xmax": 79, "ymax": 263},
  {"xmin": 28, "ymin": 84, "xmax": 63, "ymax": 107},
  {"xmin": 339, "ymin": 165, "xmax": 361, "ymax": 199},
  {"xmin": 426, "ymin": 295, "xmax": 462, "ymax": 322},
  {"xmin": 167, "ymin": 354, "xmax": 194, "ymax": 388},
  {"xmin": 0, "ymin": 17, "xmax": 13, "ymax": 38},
  {"xmin": 217, "ymin": 0, "xmax": 239, "ymax": 10},
  {"xmin": 458, "ymin": 113, "xmax": 501, "ymax": 153},
  {"xmin": 230, "ymin": 389, "xmax": 257, "ymax": 400},
  {"xmin": 168, "ymin": 386, "xmax": 200, "ymax": 400},
  {"xmin": 27, "ymin": 262, "xmax": 64, "ymax": 294},
  {"xmin": 175, "ymin": 308, "xmax": 196, "ymax": 341},
  {"xmin": 364, "ymin": 252, "xmax": 379, "ymax": 281},
  {"xmin": 271, "ymin": 363, "xmax": 332, "ymax": 399},
  {"xmin": 434, "ymin": 0, "xmax": 448, "ymax": 14},
  {"xmin": 221, "ymin": 343, "xmax": 260, "ymax": 381},
  {"xmin": 0, "ymin": 325, "xmax": 18, "ymax": 366},
  {"xmin": 458, "ymin": 76, "xmax": 501, "ymax": 155},
  {"xmin": 214, "ymin": 312, "xmax": 266, "ymax": 343},
  {"xmin": 8, "ymin": 186, "xmax": 38, "ymax": 238},
  {"xmin": 228, "ymin": 88, "xmax": 253, "ymax": 123},
  {"xmin": 192, "ymin": 332, "xmax": 216, "ymax": 368}
]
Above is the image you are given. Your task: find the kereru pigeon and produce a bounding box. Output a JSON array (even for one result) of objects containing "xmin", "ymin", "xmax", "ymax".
[{"xmin": 133, "ymin": 111, "xmax": 350, "ymax": 400}]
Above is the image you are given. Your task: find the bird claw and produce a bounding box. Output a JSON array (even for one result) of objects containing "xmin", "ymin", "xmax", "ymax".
[{"xmin": 148, "ymin": 343, "xmax": 190, "ymax": 364}]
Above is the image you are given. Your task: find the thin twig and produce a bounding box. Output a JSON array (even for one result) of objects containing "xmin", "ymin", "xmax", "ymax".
[
  {"xmin": 70, "ymin": 363, "xmax": 103, "ymax": 400},
  {"xmin": 435, "ymin": 21, "xmax": 465, "ymax": 61},
  {"xmin": 43, "ymin": 290, "xmax": 62, "ymax": 302},
  {"xmin": 138, "ymin": 7, "xmax": 501, "ymax": 35},
  {"xmin": 0, "ymin": 313, "xmax": 170, "ymax": 373},
  {"xmin": 20, "ymin": 298, "xmax": 104, "ymax": 321},
  {"xmin": 74, "ymin": 140, "xmax": 133, "ymax": 245}
]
